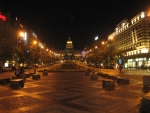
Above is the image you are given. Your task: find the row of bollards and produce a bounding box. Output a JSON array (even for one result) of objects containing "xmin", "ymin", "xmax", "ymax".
[{"xmin": 10, "ymin": 68, "xmax": 49, "ymax": 89}]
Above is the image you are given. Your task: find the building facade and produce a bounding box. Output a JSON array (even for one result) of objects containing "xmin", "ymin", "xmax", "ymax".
[
  {"xmin": 0, "ymin": 11, "xmax": 46, "ymax": 67},
  {"xmin": 0, "ymin": 12, "xmax": 18, "ymax": 67},
  {"xmin": 64, "ymin": 37, "xmax": 75, "ymax": 60},
  {"xmin": 108, "ymin": 11, "xmax": 150, "ymax": 68}
]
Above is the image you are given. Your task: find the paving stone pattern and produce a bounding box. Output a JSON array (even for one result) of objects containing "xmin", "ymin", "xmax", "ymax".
[{"xmin": 0, "ymin": 72, "xmax": 147, "ymax": 113}]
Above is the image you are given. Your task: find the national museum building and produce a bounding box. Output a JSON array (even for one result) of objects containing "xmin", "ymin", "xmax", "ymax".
[
  {"xmin": 64, "ymin": 37, "xmax": 75, "ymax": 60},
  {"xmin": 108, "ymin": 11, "xmax": 150, "ymax": 68}
]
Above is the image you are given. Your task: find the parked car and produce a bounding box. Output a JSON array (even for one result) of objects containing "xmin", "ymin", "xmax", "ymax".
[
  {"xmin": 24, "ymin": 65, "xmax": 34, "ymax": 69},
  {"xmin": 3, "ymin": 67, "xmax": 13, "ymax": 71}
]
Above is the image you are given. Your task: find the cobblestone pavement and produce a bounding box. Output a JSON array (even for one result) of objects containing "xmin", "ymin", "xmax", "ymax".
[{"xmin": 0, "ymin": 68, "xmax": 149, "ymax": 113}]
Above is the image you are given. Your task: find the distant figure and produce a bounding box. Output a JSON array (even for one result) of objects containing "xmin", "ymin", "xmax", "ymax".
[
  {"xmin": 19, "ymin": 67, "xmax": 26, "ymax": 82},
  {"xmin": 15, "ymin": 69, "xmax": 20, "ymax": 78}
]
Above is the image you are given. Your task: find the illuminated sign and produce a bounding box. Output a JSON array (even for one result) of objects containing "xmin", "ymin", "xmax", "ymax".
[
  {"xmin": 0, "ymin": 12, "xmax": 6, "ymax": 21},
  {"xmin": 118, "ymin": 58, "xmax": 122, "ymax": 64}
]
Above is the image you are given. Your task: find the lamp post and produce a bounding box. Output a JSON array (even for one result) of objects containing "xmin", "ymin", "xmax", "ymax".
[
  {"xmin": 17, "ymin": 32, "xmax": 25, "ymax": 45},
  {"xmin": 33, "ymin": 40, "xmax": 38, "ymax": 74},
  {"xmin": 101, "ymin": 41, "xmax": 107, "ymax": 68},
  {"xmin": 15, "ymin": 32, "xmax": 26, "ymax": 67}
]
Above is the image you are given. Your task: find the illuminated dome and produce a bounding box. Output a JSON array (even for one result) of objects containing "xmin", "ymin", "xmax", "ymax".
[
  {"xmin": 64, "ymin": 37, "xmax": 75, "ymax": 60},
  {"xmin": 66, "ymin": 37, "xmax": 73, "ymax": 48}
]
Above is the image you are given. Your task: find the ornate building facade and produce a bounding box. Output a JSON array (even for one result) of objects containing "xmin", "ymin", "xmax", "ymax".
[
  {"xmin": 64, "ymin": 37, "xmax": 75, "ymax": 60},
  {"xmin": 108, "ymin": 11, "xmax": 150, "ymax": 68}
]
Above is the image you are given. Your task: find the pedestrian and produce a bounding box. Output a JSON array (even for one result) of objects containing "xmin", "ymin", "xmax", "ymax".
[
  {"xmin": 15, "ymin": 69, "xmax": 20, "ymax": 78},
  {"xmin": 119, "ymin": 65, "xmax": 122, "ymax": 73}
]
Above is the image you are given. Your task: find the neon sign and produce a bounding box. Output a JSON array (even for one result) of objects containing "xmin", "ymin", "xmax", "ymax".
[{"xmin": 0, "ymin": 12, "xmax": 6, "ymax": 21}]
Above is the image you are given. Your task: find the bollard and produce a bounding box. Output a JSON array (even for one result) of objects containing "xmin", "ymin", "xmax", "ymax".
[{"xmin": 33, "ymin": 68, "xmax": 36, "ymax": 74}]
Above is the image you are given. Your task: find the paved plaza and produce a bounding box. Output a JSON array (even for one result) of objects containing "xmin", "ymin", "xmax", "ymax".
[{"xmin": 0, "ymin": 67, "xmax": 149, "ymax": 113}]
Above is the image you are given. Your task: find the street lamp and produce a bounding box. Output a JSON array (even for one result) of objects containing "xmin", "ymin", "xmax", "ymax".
[
  {"xmin": 33, "ymin": 41, "xmax": 37, "ymax": 45},
  {"xmin": 17, "ymin": 32, "xmax": 26, "ymax": 45}
]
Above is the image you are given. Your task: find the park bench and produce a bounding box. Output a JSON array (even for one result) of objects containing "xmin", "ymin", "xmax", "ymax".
[
  {"xmin": 10, "ymin": 79, "xmax": 24, "ymax": 88},
  {"xmin": 0, "ymin": 78, "xmax": 10, "ymax": 84},
  {"xmin": 32, "ymin": 74, "xmax": 40, "ymax": 80},
  {"xmin": 117, "ymin": 77, "xmax": 129, "ymax": 84},
  {"xmin": 102, "ymin": 79, "xmax": 115, "ymax": 90},
  {"xmin": 140, "ymin": 94, "xmax": 150, "ymax": 112}
]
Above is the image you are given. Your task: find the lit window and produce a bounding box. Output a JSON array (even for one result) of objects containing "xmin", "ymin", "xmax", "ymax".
[
  {"xmin": 141, "ymin": 49, "xmax": 148, "ymax": 53},
  {"xmin": 131, "ymin": 21, "xmax": 133, "ymax": 24},
  {"xmin": 134, "ymin": 18, "xmax": 136, "ymax": 22},
  {"xmin": 129, "ymin": 52, "xmax": 131, "ymax": 55},
  {"xmin": 134, "ymin": 51, "xmax": 136, "ymax": 54},
  {"xmin": 141, "ymin": 12, "xmax": 145, "ymax": 18}
]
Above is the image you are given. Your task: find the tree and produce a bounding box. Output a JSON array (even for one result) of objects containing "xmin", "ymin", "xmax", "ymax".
[
  {"xmin": 29, "ymin": 42, "xmax": 40, "ymax": 66},
  {"xmin": 0, "ymin": 37, "xmax": 13, "ymax": 64},
  {"xmin": 15, "ymin": 43, "xmax": 29, "ymax": 66}
]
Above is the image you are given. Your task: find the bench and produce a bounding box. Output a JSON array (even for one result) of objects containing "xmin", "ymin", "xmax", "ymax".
[
  {"xmin": 12, "ymin": 75, "xmax": 18, "ymax": 80},
  {"xmin": 140, "ymin": 94, "xmax": 150, "ymax": 112},
  {"xmin": 108, "ymin": 76, "xmax": 118, "ymax": 80},
  {"xmin": 102, "ymin": 79, "xmax": 115, "ymax": 90},
  {"xmin": 43, "ymin": 70, "xmax": 48, "ymax": 76},
  {"xmin": 107, "ymin": 75, "xmax": 113, "ymax": 79},
  {"xmin": 32, "ymin": 74, "xmax": 40, "ymax": 80},
  {"xmin": 29, "ymin": 72, "xmax": 35, "ymax": 77},
  {"xmin": 117, "ymin": 77, "xmax": 129, "ymax": 84},
  {"xmin": 10, "ymin": 79, "xmax": 24, "ymax": 88},
  {"xmin": 102, "ymin": 74, "xmax": 109, "ymax": 78},
  {"xmin": 91, "ymin": 74, "xmax": 98, "ymax": 79},
  {"xmin": 0, "ymin": 78, "xmax": 10, "ymax": 84},
  {"xmin": 24, "ymin": 73, "xmax": 30, "ymax": 78}
]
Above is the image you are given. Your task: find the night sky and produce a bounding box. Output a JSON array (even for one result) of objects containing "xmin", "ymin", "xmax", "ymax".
[{"xmin": 0, "ymin": 0, "xmax": 150, "ymax": 50}]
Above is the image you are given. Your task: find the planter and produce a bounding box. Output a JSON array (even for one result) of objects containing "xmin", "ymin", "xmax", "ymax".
[{"xmin": 143, "ymin": 76, "xmax": 150, "ymax": 88}]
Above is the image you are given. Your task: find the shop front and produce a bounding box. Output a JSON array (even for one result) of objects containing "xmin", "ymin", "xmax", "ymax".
[{"xmin": 127, "ymin": 57, "xmax": 149, "ymax": 69}]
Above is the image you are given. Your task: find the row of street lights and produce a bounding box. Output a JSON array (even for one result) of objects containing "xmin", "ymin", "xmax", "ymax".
[
  {"xmin": 14, "ymin": 31, "xmax": 57, "ymax": 67},
  {"xmin": 83, "ymin": 36, "xmax": 114, "ymax": 69}
]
